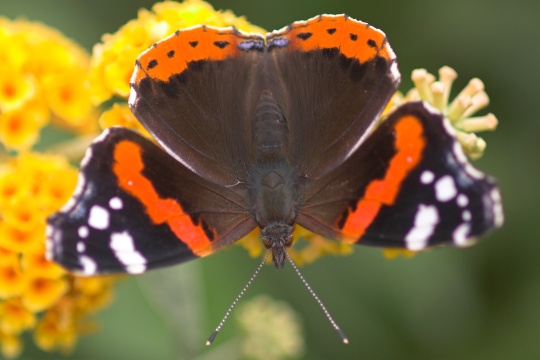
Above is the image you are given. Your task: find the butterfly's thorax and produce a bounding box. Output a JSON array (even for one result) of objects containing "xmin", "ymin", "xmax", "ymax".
[{"xmin": 251, "ymin": 90, "xmax": 297, "ymax": 268}]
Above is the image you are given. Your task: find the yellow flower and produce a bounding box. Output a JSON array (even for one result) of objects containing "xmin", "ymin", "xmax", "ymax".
[
  {"xmin": 237, "ymin": 229, "xmax": 266, "ymax": 258},
  {"xmin": 0, "ymin": 17, "xmax": 95, "ymax": 149},
  {"xmin": 22, "ymin": 253, "xmax": 66, "ymax": 280},
  {"xmin": 0, "ymin": 151, "xmax": 117, "ymax": 357},
  {"xmin": 0, "ymin": 171, "xmax": 28, "ymax": 210},
  {"xmin": 43, "ymin": 68, "xmax": 96, "ymax": 130},
  {"xmin": 0, "ymin": 298, "xmax": 36, "ymax": 334},
  {"xmin": 38, "ymin": 167, "xmax": 79, "ymax": 214},
  {"xmin": 0, "ymin": 70, "xmax": 35, "ymax": 112},
  {"xmin": 237, "ymin": 295, "xmax": 305, "ymax": 360},
  {"xmin": 21, "ymin": 276, "xmax": 69, "ymax": 312},
  {"xmin": 72, "ymin": 277, "xmax": 117, "ymax": 312},
  {"xmin": 34, "ymin": 304, "xmax": 77, "ymax": 354},
  {"xmin": 0, "ymin": 331, "xmax": 22, "ymax": 359},
  {"xmin": 0, "ymin": 264, "xmax": 26, "ymax": 299},
  {"xmin": 1, "ymin": 197, "xmax": 43, "ymax": 232},
  {"xmin": 89, "ymin": 0, "xmax": 265, "ymax": 104},
  {"xmin": 0, "ymin": 222, "xmax": 45, "ymax": 254},
  {"xmin": 98, "ymin": 103, "xmax": 150, "ymax": 137},
  {"xmin": 0, "ymin": 247, "xmax": 18, "ymax": 267},
  {"xmin": 0, "ymin": 105, "xmax": 45, "ymax": 150}
]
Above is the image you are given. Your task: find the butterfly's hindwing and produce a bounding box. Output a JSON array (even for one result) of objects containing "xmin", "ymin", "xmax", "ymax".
[
  {"xmin": 47, "ymin": 128, "xmax": 257, "ymax": 275},
  {"xmin": 297, "ymin": 102, "xmax": 503, "ymax": 250}
]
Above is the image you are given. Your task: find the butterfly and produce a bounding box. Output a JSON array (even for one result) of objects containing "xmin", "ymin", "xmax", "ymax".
[{"xmin": 46, "ymin": 14, "xmax": 503, "ymax": 277}]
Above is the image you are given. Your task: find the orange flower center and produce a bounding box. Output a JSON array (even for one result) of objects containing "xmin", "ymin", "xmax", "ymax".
[
  {"xmin": 60, "ymin": 87, "xmax": 73, "ymax": 104},
  {"xmin": 7, "ymin": 115, "xmax": 22, "ymax": 133},
  {"xmin": 1, "ymin": 267, "xmax": 18, "ymax": 282}
]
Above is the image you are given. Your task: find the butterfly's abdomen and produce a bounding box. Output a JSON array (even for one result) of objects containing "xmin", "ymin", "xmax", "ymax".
[{"xmin": 251, "ymin": 90, "xmax": 297, "ymax": 228}]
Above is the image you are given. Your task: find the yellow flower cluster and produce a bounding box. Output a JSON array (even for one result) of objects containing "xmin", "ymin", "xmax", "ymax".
[
  {"xmin": 0, "ymin": 17, "xmax": 120, "ymax": 358},
  {"xmin": 89, "ymin": 0, "xmax": 265, "ymax": 105},
  {"xmin": 0, "ymin": 154, "xmax": 117, "ymax": 358},
  {"xmin": 0, "ymin": 18, "xmax": 97, "ymax": 151}
]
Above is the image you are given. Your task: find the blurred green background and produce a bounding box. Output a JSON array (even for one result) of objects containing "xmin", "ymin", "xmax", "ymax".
[{"xmin": 1, "ymin": 0, "xmax": 538, "ymax": 359}]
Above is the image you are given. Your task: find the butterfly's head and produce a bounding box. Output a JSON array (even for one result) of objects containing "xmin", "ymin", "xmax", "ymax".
[{"xmin": 261, "ymin": 223, "xmax": 294, "ymax": 269}]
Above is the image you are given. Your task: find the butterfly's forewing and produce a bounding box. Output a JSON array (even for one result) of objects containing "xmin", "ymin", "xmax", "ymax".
[
  {"xmin": 297, "ymin": 102, "xmax": 503, "ymax": 250},
  {"xmin": 130, "ymin": 26, "xmax": 266, "ymax": 187},
  {"xmin": 47, "ymin": 128, "xmax": 257, "ymax": 275},
  {"xmin": 130, "ymin": 15, "xmax": 400, "ymax": 187},
  {"xmin": 265, "ymin": 14, "xmax": 400, "ymax": 179}
]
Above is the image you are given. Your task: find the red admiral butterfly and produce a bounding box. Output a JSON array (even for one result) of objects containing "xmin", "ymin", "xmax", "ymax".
[{"xmin": 47, "ymin": 14, "xmax": 503, "ymax": 283}]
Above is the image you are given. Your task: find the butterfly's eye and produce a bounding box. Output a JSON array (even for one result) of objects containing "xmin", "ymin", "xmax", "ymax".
[
  {"xmin": 262, "ymin": 238, "xmax": 271, "ymax": 248},
  {"xmin": 285, "ymin": 235, "xmax": 293, "ymax": 247}
]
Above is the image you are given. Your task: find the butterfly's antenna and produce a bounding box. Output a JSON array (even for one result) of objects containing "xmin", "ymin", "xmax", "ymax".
[
  {"xmin": 285, "ymin": 252, "xmax": 349, "ymax": 344},
  {"xmin": 206, "ymin": 251, "xmax": 271, "ymax": 346}
]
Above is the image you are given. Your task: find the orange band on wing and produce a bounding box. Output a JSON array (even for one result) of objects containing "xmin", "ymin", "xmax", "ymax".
[
  {"xmin": 134, "ymin": 26, "xmax": 263, "ymax": 84},
  {"xmin": 275, "ymin": 15, "xmax": 393, "ymax": 63},
  {"xmin": 341, "ymin": 116, "xmax": 426, "ymax": 242},
  {"xmin": 113, "ymin": 140, "xmax": 212, "ymax": 256}
]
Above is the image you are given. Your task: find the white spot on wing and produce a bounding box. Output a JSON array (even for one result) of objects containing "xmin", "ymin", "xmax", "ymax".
[
  {"xmin": 405, "ymin": 204, "xmax": 439, "ymax": 251},
  {"xmin": 110, "ymin": 231, "xmax": 147, "ymax": 274},
  {"xmin": 77, "ymin": 242, "xmax": 86, "ymax": 253},
  {"xmin": 457, "ymin": 194, "xmax": 469, "ymax": 207},
  {"xmin": 78, "ymin": 225, "xmax": 89, "ymax": 238},
  {"xmin": 109, "ymin": 197, "xmax": 123, "ymax": 210},
  {"xmin": 46, "ymin": 224, "xmax": 53, "ymax": 237},
  {"xmin": 420, "ymin": 170, "xmax": 435, "ymax": 184},
  {"xmin": 45, "ymin": 227, "xmax": 54, "ymax": 260},
  {"xmin": 126, "ymin": 264, "xmax": 146, "ymax": 274},
  {"xmin": 88, "ymin": 205, "xmax": 110, "ymax": 230},
  {"xmin": 435, "ymin": 175, "xmax": 457, "ymax": 202},
  {"xmin": 453, "ymin": 223, "xmax": 472, "ymax": 247},
  {"xmin": 462, "ymin": 210, "xmax": 472, "ymax": 221},
  {"xmin": 491, "ymin": 188, "xmax": 504, "ymax": 227},
  {"xmin": 110, "ymin": 231, "xmax": 135, "ymax": 252},
  {"xmin": 80, "ymin": 256, "xmax": 97, "ymax": 275}
]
